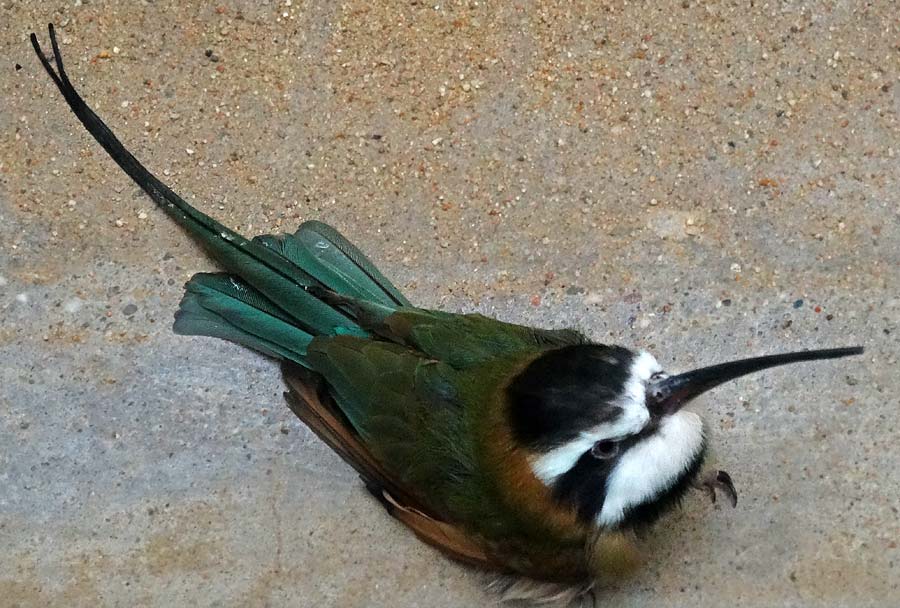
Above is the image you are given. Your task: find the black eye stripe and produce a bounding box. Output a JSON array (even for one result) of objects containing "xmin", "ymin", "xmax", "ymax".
[{"xmin": 552, "ymin": 450, "xmax": 615, "ymax": 523}]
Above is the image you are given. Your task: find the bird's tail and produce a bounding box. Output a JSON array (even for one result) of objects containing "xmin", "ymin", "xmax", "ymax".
[
  {"xmin": 171, "ymin": 221, "xmax": 410, "ymax": 365},
  {"xmin": 31, "ymin": 24, "xmax": 409, "ymax": 366}
]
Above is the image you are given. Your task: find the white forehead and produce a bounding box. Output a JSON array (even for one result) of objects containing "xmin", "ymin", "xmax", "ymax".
[
  {"xmin": 530, "ymin": 351, "xmax": 659, "ymax": 483},
  {"xmin": 609, "ymin": 350, "xmax": 659, "ymax": 442},
  {"xmin": 631, "ymin": 350, "xmax": 662, "ymax": 382}
]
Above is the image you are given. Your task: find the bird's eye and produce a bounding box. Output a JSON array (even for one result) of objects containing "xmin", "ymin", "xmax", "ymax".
[
  {"xmin": 591, "ymin": 439, "xmax": 620, "ymax": 460},
  {"xmin": 650, "ymin": 371, "xmax": 668, "ymax": 381}
]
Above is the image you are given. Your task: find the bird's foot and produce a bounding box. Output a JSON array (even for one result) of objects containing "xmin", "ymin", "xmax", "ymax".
[{"xmin": 693, "ymin": 469, "xmax": 737, "ymax": 507}]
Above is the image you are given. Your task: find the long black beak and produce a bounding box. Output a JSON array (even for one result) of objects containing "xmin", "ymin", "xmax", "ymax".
[{"xmin": 647, "ymin": 346, "xmax": 864, "ymax": 416}]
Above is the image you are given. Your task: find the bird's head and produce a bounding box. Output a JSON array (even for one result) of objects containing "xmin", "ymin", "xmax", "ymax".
[{"xmin": 506, "ymin": 344, "xmax": 863, "ymax": 529}]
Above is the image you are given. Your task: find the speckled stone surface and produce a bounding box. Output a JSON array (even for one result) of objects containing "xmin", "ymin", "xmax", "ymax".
[{"xmin": 1, "ymin": 2, "xmax": 897, "ymax": 606}]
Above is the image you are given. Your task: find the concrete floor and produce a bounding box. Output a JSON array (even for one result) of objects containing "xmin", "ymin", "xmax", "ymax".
[{"xmin": 2, "ymin": 1, "xmax": 898, "ymax": 606}]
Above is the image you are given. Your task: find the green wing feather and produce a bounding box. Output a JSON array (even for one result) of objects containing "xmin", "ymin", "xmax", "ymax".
[{"xmin": 303, "ymin": 335, "xmax": 499, "ymax": 526}]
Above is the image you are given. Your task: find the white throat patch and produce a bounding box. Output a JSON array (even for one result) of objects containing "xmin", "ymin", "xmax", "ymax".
[
  {"xmin": 597, "ymin": 410, "xmax": 705, "ymax": 527},
  {"xmin": 530, "ymin": 351, "xmax": 660, "ymax": 483}
]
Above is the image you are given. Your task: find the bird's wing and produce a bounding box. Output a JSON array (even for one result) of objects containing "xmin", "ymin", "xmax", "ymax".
[
  {"xmin": 300, "ymin": 335, "xmax": 478, "ymax": 505},
  {"xmin": 282, "ymin": 358, "xmax": 510, "ymax": 572}
]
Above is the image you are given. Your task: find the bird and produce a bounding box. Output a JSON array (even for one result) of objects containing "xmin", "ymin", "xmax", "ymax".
[{"xmin": 31, "ymin": 24, "xmax": 863, "ymax": 601}]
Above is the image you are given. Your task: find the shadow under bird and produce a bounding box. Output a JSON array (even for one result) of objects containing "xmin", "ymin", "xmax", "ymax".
[{"xmin": 31, "ymin": 24, "xmax": 864, "ymax": 600}]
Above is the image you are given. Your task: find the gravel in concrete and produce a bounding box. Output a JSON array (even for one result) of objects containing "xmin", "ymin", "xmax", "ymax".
[{"xmin": 2, "ymin": 2, "xmax": 898, "ymax": 607}]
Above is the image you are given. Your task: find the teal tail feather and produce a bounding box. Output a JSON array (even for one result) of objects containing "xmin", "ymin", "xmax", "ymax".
[
  {"xmin": 30, "ymin": 24, "xmax": 409, "ymax": 366},
  {"xmin": 173, "ymin": 222, "xmax": 410, "ymax": 366},
  {"xmin": 173, "ymin": 273, "xmax": 316, "ymax": 364}
]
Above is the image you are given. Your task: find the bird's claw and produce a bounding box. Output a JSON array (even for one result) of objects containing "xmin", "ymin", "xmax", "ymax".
[{"xmin": 694, "ymin": 469, "xmax": 737, "ymax": 508}]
